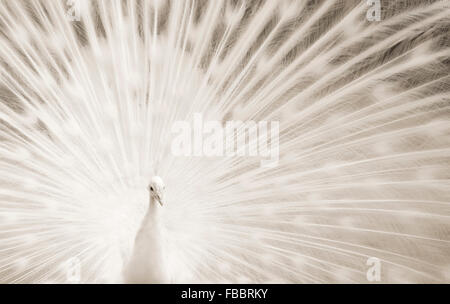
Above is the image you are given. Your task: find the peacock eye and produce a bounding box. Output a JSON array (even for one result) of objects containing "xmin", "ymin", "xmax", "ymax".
[{"xmin": 150, "ymin": 186, "xmax": 154, "ymax": 191}]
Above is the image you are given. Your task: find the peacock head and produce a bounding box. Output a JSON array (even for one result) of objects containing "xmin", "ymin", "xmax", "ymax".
[{"xmin": 148, "ymin": 176, "xmax": 165, "ymax": 206}]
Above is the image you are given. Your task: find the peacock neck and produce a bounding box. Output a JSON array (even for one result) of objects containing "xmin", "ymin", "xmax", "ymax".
[{"xmin": 141, "ymin": 198, "xmax": 162, "ymax": 230}]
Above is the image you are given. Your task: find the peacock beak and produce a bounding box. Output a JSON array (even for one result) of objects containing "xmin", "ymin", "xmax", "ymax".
[{"xmin": 154, "ymin": 193, "xmax": 164, "ymax": 206}]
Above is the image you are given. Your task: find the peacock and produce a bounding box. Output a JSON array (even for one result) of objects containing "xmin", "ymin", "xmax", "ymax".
[
  {"xmin": 0, "ymin": 0, "xmax": 449, "ymax": 283},
  {"xmin": 123, "ymin": 176, "xmax": 169, "ymax": 283}
]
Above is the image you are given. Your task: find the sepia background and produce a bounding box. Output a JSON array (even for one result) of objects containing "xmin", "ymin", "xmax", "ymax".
[{"xmin": 0, "ymin": 0, "xmax": 449, "ymax": 283}]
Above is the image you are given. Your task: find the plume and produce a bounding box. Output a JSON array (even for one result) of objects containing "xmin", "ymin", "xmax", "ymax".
[{"xmin": 0, "ymin": 0, "xmax": 449, "ymax": 283}]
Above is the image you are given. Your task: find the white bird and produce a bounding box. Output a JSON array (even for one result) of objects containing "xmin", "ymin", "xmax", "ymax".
[
  {"xmin": 0, "ymin": 0, "xmax": 449, "ymax": 284},
  {"xmin": 123, "ymin": 176, "xmax": 169, "ymax": 283}
]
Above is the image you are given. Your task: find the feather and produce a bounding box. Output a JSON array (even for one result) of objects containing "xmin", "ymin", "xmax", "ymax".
[{"xmin": 0, "ymin": 0, "xmax": 449, "ymax": 283}]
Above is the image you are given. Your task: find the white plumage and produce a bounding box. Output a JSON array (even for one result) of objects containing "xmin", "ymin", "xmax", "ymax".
[
  {"xmin": 123, "ymin": 176, "xmax": 169, "ymax": 283},
  {"xmin": 0, "ymin": 0, "xmax": 449, "ymax": 283}
]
